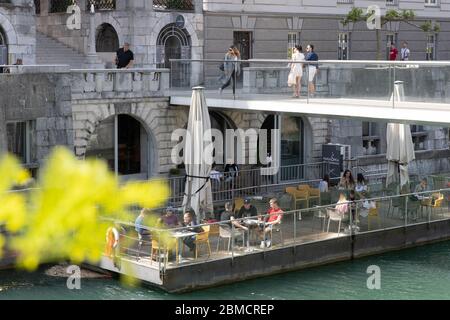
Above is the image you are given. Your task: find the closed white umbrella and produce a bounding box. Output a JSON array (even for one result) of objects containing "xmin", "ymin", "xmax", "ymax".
[
  {"xmin": 386, "ymin": 82, "xmax": 416, "ymax": 189},
  {"xmin": 386, "ymin": 123, "xmax": 415, "ymax": 188},
  {"xmin": 183, "ymin": 87, "xmax": 214, "ymax": 224}
]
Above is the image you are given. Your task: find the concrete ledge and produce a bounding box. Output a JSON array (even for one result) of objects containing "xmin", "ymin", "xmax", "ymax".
[{"xmin": 161, "ymin": 219, "xmax": 450, "ymax": 293}]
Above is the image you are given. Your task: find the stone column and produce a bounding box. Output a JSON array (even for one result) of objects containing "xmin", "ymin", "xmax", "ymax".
[
  {"xmin": 84, "ymin": 1, "xmax": 103, "ymax": 68},
  {"xmin": 194, "ymin": 0, "xmax": 203, "ymax": 14},
  {"xmin": 41, "ymin": 0, "xmax": 49, "ymax": 16}
]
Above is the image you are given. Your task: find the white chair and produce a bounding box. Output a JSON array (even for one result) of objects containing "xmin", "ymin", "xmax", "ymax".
[
  {"xmin": 216, "ymin": 225, "xmax": 245, "ymax": 252},
  {"xmin": 326, "ymin": 208, "xmax": 343, "ymax": 235}
]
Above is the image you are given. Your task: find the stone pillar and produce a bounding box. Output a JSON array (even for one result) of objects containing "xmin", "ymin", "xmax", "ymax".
[
  {"xmin": 41, "ymin": 0, "xmax": 49, "ymax": 16},
  {"xmin": 194, "ymin": 0, "xmax": 203, "ymax": 14},
  {"xmin": 84, "ymin": 3, "xmax": 103, "ymax": 68}
]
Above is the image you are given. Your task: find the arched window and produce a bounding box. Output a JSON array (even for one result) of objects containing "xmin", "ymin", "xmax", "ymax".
[
  {"xmin": 156, "ymin": 23, "xmax": 191, "ymax": 87},
  {"xmin": 96, "ymin": 23, "xmax": 119, "ymax": 52},
  {"xmin": 0, "ymin": 26, "xmax": 7, "ymax": 66}
]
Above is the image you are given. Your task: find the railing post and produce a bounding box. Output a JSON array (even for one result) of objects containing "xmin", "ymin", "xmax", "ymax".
[
  {"xmin": 194, "ymin": 0, "xmax": 202, "ymax": 14},
  {"xmin": 306, "ymin": 63, "xmax": 310, "ymax": 104},
  {"xmin": 349, "ymin": 200, "xmax": 353, "ymax": 236},
  {"xmin": 293, "ymin": 209, "xmax": 297, "ymax": 247},
  {"xmin": 231, "ymin": 222, "xmax": 235, "ymax": 263},
  {"xmin": 405, "ymin": 195, "xmax": 408, "ymax": 226}
]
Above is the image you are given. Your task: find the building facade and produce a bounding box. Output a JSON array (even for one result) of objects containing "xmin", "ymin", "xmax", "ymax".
[{"xmin": 0, "ymin": 0, "xmax": 449, "ymax": 182}]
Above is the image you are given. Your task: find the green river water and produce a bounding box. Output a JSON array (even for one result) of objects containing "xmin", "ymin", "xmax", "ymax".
[{"xmin": 1, "ymin": 240, "xmax": 450, "ymax": 300}]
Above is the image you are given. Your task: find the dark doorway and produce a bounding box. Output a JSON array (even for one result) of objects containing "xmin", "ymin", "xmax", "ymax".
[
  {"xmin": 118, "ymin": 114, "xmax": 141, "ymax": 175},
  {"xmin": 233, "ymin": 31, "xmax": 252, "ymax": 84}
]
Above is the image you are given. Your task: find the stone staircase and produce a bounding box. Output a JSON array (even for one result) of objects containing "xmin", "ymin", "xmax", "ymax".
[{"xmin": 36, "ymin": 32, "xmax": 88, "ymax": 69}]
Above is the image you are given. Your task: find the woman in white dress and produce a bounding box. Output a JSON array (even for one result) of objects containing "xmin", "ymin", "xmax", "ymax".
[{"xmin": 289, "ymin": 45, "xmax": 305, "ymax": 98}]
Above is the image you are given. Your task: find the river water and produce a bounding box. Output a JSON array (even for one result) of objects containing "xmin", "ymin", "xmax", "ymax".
[{"xmin": 1, "ymin": 240, "xmax": 450, "ymax": 300}]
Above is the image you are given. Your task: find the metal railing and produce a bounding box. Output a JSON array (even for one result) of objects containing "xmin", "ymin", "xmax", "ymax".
[
  {"xmin": 159, "ymin": 162, "xmax": 329, "ymax": 206},
  {"xmin": 86, "ymin": 0, "xmax": 116, "ymax": 11},
  {"xmin": 153, "ymin": 0, "xmax": 194, "ymax": 11},
  {"xmin": 169, "ymin": 59, "xmax": 450, "ymax": 108},
  {"xmin": 106, "ymin": 187, "xmax": 450, "ymax": 274},
  {"xmin": 386, "ymin": 0, "xmax": 399, "ymax": 6}
]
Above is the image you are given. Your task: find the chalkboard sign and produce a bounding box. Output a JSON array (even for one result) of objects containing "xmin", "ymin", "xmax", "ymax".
[{"xmin": 322, "ymin": 144, "xmax": 343, "ymax": 179}]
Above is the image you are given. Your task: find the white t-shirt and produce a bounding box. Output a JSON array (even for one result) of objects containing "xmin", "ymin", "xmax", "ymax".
[{"xmin": 319, "ymin": 180, "xmax": 328, "ymax": 193}]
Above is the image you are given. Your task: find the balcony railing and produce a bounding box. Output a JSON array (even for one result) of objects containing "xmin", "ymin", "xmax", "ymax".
[
  {"xmin": 169, "ymin": 59, "xmax": 450, "ymax": 110},
  {"xmin": 153, "ymin": 0, "xmax": 194, "ymax": 11},
  {"xmin": 86, "ymin": 0, "xmax": 116, "ymax": 11},
  {"xmin": 386, "ymin": 0, "xmax": 398, "ymax": 6}
]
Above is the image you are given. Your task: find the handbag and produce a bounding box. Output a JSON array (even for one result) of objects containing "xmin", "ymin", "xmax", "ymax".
[
  {"xmin": 219, "ymin": 63, "xmax": 224, "ymax": 71},
  {"xmin": 287, "ymin": 71, "xmax": 296, "ymax": 87}
]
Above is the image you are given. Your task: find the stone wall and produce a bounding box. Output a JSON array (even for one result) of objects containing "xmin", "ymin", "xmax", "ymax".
[
  {"xmin": 0, "ymin": 72, "xmax": 74, "ymax": 163},
  {"xmin": 0, "ymin": 0, "xmax": 36, "ymax": 64},
  {"xmin": 35, "ymin": 0, "xmax": 204, "ymax": 67}
]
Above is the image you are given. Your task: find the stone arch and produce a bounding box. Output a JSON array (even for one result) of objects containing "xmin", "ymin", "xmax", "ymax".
[
  {"xmin": 150, "ymin": 14, "xmax": 201, "ymax": 66},
  {"xmin": 73, "ymin": 103, "xmax": 161, "ymax": 177},
  {"xmin": 0, "ymin": 13, "xmax": 18, "ymax": 45},
  {"xmin": 96, "ymin": 23, "xmax": 119, "ymax": 52},
  {"xmin": 94, "ymin": 15, "xmax": 123, "ymax": 47}
]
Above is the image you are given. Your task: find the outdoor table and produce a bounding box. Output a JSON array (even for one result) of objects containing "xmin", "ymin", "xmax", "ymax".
[
  {"xmin": 171, "ymin": 231, "xmax": 198, "ymax": 264},
  {"xmin": 243, "ymin": 218, "xmax": 260, "ymax": 251}
]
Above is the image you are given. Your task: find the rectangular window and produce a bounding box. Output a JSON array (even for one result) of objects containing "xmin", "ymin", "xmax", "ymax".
[
  {"xmin": 338, "ymin": 33, "xmax": 350, "ymax": 60},
  {"xmin": 362, "ymin": 122, "xmax": 380, "ymax": 155},
  {"xmin": 287, "ymin": 32, "xmax": 300, "ymax": 59},
  {"xmin": 425, "ymin": 0, "xmax": 438, "ymax": 6},
  {"xmin": 6, "ymin": 121, "xmax": 36, "ymax": 164},
  {"xmin": 386, "ymin": 0, "xmax": 398, "ymax": 6},
  {"xmin": 386, "ymin": 34, "xmax": 397, "ymax": 60},
  {"xmin": 426, "ymin": 34, "xmax": 436, "ymax": 60},
  {"xmin": 411, "ymin": 125, "xmax": 427, "ymax": 150}
]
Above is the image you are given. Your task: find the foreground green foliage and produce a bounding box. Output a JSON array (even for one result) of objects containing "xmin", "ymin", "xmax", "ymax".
[{"xmin": 0, "ymin": 147, "xmax": 169, "ymax": 270}]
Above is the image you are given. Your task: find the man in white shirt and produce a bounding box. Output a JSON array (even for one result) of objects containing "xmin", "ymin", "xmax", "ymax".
[{"xmin": 401, "ymin": 41, "xmax": 410, "ymax": 61}]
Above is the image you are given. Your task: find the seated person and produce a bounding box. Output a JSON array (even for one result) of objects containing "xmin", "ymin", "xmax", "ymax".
[
  {"xmin": 210, "ymin": 163, "xmax": 223, "ymax": 183},
  {"xmin": 238, "ymin": 198, "xmax": 258, "ymax": 220},
  {"xmin": 135, "ymin": 208, "xmax": 152, "ymax": 238},
  {"xmin": 338, "ymin": 170, "xmax": 355, "ymax": 191},
  {"xmin": 319, "ymin": 174, "xmax": 330, "ymax": 193},
  {"xmin": 220, "ymin": 202, "xmax": 248, "ymax": 232},
  {"xmin": 335, "ymin": 193, "xmax": 349, "ymax": 215},
  {"xmin": 258, "ymin": 198, "xmax": 283, "ymax": 248},
  {"xmin": 224, "ymin": 162, "xmax": 239, "ymax": 183},
  {"xmin": 414, "ymin": 178, "xmax": 428, "ymax": 198},
  {"xmin": 181, "ymin": 210, "xmax": 204, "ymax": 252},
  {"xmin": 355, "ymin": 173, "xmax": 368, "ymax": 196},
  {"xmin": 161, "ymin": 206, "xmax": 180, "ymax": 228}
]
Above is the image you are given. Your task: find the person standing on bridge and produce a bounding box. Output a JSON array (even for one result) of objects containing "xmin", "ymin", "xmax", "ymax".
[
  {"xmin": 401, "ymin": 41, "xmax": 410, "ymax": 61},
  {"xmin": 288, "ymin": 45, "xmax": 305, "ymax": 98},
  {"xmin": 389, "ymin": 42, "xmax": 398, "ymax": 61},
  {"xmin": 219, "ymin": 46, "xmax": 241, "ymax": 96},
  {"xmin": 115, "ymin": 42, "xmax": 134, "ymax": 69},
  {"xmin": 305, "ymin": 44, "xmax": 319, "ymax": 97}
]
